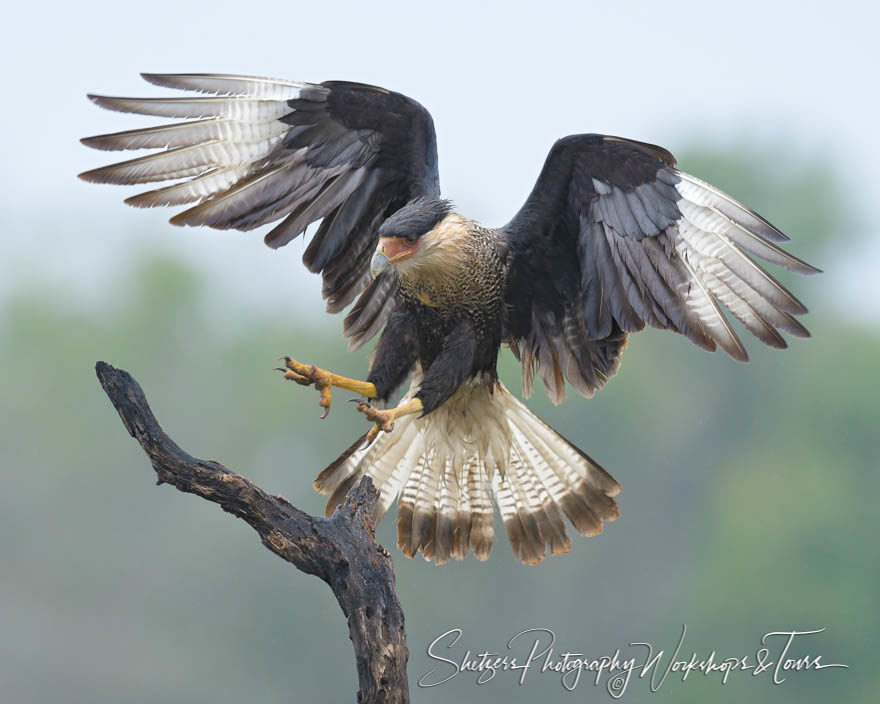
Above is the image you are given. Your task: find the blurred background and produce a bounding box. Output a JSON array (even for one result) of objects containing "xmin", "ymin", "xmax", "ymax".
[{"xmin": 1, "ymin": 1, "xmax": 877, "ymax": 702}]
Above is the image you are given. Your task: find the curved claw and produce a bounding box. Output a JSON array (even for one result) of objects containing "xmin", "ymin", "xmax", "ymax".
[
  {"xmin": 311, "ymin": 366, "xmax": 333, "ymax": 418},
  {"xmin": 365, "ymin": 424, "xmax": 381, "ymax": 447},
  {"xmin": 279, "ymin": 357, "xmax": 333, "ymax": 418}
]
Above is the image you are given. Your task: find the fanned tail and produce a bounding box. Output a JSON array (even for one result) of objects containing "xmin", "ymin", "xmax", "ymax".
[{"xmin": 314, "ymin": 375, "xmax": 620, "ymax": 565}]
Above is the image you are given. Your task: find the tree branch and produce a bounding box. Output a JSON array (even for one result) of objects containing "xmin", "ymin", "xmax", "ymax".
[{"xmin": 95, "ymin": 361, "xmax": 409, "ymax": 704}]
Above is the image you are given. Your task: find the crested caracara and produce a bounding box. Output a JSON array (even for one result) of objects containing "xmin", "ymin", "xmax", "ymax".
[{"xmin": 80, "ymin": 74, "xmax": 818, "ymax": 565}]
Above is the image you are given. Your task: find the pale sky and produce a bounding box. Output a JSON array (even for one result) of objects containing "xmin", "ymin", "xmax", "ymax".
[{"xmin": 2, "ymin": 0, "xmax": 877, "ymax": 320}]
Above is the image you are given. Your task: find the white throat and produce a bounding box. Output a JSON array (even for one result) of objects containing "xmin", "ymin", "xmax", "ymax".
[{"xmin": 394, "ymin": 212, "xmax": 472, "ymax": 283}]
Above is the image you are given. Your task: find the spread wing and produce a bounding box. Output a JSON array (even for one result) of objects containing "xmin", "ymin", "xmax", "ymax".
[
  {"xmin": 502, "ymin": 134, "xmax": 819, "ymax": 404},
  {"xmin": 80, "ymin": 73, "xmax": 440, "ymax": 349}
]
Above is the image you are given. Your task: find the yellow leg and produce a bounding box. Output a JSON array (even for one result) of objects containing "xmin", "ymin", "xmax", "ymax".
[
  {"xmin": 357, "ymin": 398, "xmax": 424, "ymax": 444},
  {"xmin": 279, "ymin": 357, "xmax": 376, "ymax": 419}
]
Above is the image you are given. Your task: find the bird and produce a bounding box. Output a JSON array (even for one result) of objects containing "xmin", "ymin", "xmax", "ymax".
[{"xmin": 80, "ymin": 73, "xmax": 819, "ymax": 565}]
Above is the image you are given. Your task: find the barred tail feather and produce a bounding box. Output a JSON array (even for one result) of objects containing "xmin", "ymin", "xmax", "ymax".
[
  {"xmin": 314, "ymin": 374, "xmax": 620, "ymax": 564},
  {"xmin": 465, "ymin": 459, "xmax": 495, "ymax": 560}
]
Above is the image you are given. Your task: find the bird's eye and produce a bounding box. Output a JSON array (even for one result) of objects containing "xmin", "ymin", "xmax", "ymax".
[{"xmin": 405, "ymin": 235, "xmax": 418, "ymax": 244}]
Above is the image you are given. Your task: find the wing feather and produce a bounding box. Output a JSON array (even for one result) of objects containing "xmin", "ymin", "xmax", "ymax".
[
  {"xmin": 140, "ymin": 72, "xmax": 310, "ymax": 98},
  {"xmin": 343, "ymin": 269, "xmax": 400, "ymax": 351},
  {"xmin": 124, "ymin": 168, "xmax": 247, "ymax": 208},
  {"xmin": 80, "ymin": 118, "xmax": 289, "ymax": 152},
  {"xmin": 502, "ymin": 134, "xmax": 817, "ymax": 400},
  {"xmin": 81, "ymin": 73, "xmax": 440, "ymax": 342},
  {"xmin": 86, "ymin": 94, "xmax": 295, "ymax": 120}
]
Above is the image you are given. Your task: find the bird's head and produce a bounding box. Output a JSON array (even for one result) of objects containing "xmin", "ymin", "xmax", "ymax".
[{"xmin": 370, "ymin": 198, "xmax": 462, "ymax": 279}]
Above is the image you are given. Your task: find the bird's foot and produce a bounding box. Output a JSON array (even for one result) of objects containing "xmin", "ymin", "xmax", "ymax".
[
  {"xmin": 279, "ymin": 358, "xmax": 333, "ymax": 418},
  {"xmin": 278, "ymin": 356, "xmax": 376, "ymax": 419},
  {"xmin": 357, "ymin": 404, "xmax": 396, "ymax": 443},
  {"xmin": 356, "ymin": 398, "xmax": 424, "ymax": 445}
]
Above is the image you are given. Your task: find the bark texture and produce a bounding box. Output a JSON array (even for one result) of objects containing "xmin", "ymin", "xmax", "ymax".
[{"xmin": 95, "ymin": 361, "xmax": 409, "ymax": 704}]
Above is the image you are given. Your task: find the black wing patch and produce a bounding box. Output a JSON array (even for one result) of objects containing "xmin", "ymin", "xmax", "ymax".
[
  {"xmin": 502, "ymin": 134, "xmax": 819, "ymax": 404},
  {"xmin": 80, "ymin": 73, "xmax": 440, "ymax": 345}
]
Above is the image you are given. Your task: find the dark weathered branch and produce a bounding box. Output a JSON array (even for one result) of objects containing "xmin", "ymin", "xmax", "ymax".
[{"xmin": 95, "ymin": 361, "xmax": 409, "ymax": 704}]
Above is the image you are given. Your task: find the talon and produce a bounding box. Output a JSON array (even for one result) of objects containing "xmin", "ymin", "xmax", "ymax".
[
  {"xmin": 278, "ymin": 357, "xmax": 333, "ymax": 417},
  {"xmin": 318, "ymin": 386, "xmax": 332, "ymax": 417},
  {"xmin": 277, "ymin": 356, "xmax": 378, "ymax": 419}
]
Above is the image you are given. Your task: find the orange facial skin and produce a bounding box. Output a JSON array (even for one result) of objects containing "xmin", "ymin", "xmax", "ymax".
[{"xmin": 378, "ymin": 236, "xmax": 418, "ymax": 263}]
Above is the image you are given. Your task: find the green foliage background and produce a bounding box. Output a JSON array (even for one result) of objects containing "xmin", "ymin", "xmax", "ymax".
[{"xmin": 1, "ymin": 145, "xmax": 875, "ymax": 702}]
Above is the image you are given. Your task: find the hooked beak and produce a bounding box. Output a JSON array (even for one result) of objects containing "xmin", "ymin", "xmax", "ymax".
[
  {"xmin": 370, "ymin": 249, "xmax": 390, "ymax": 279},
  {"xmin": 370, "ymin": 237, "xmax": 417, "ymax": 279}
]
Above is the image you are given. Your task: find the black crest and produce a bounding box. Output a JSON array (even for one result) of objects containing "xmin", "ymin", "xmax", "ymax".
[{"xmin": 378, "ymin": 198, "xmax": 453, "ymax": 240}]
